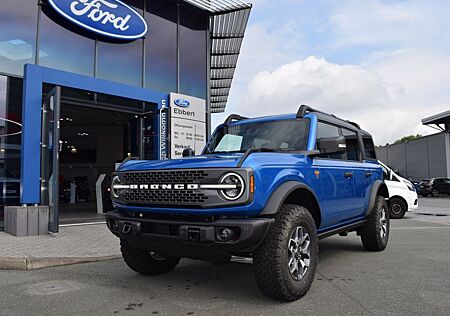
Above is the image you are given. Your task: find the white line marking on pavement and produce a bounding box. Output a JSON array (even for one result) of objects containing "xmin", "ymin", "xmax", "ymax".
[
  {"xmin": 59, "ymin": 222, "xmax": 106, "ymax": 227},
  {"xmin": 391, "ymin": 226, "xmax": 450, "ymax": 230}
]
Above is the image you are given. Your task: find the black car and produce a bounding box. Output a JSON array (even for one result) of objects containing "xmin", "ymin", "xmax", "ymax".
[{"xmin": 419, "ymin": 178, "xmax": 450, "ymax": 197}]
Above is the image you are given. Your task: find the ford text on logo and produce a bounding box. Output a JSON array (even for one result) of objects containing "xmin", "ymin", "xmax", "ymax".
[
  {"xmin": 174, "ymin": 99, "xmax": 191, "ymax": 108},
  {"xmin": 48, "ymin": 0, "xmax": 148, "ymax": 40}
]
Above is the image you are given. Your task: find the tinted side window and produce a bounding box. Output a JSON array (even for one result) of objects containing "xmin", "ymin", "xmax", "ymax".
[
  {"xmin": 317, "ymin": 122, "xmax": 340, "ymax": 139},
  {"xmin": 316, "ymin": 122, "xmax": 343, "ymax": 159},
  {"xmin": 342, "ymin": 128, "xmax": 361, "ymax": 161},
  {"xmin": 363, "ymin": 137, "xmax": 377, "ymax": 159}
]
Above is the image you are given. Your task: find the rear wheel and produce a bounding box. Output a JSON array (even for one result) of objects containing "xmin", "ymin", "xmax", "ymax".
[
  {"xmin": 360, "ymin": 196, "xmax": 389, "ymax": 251},
  {"xmin": 432, "ymin": 189, "xmax": 440, "ymax": 197},
  {"xmin": 388, "ymin": 197, "xmax": 407, "ymax": 219},
  {"xmin": 120, "ymin": 239, "xmax": 180, "ymax": 275},
  {"xmin": 253, "ymin": 204, "xmax": 318, "ymax": 301}
]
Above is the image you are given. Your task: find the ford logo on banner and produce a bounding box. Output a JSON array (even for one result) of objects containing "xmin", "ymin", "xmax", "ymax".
[
  {"xmin": 48, "ymin": 0, "xmax": 148, "ymax": 40},
  {"xmin": 174, "ymin": 99, "xmax": 191, "ymax": 108}
]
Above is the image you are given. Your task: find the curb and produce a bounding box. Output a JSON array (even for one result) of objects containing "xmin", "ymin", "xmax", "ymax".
[{"xmin": 0, "ymin": 255, "xmax": 121, "ymax": 270}]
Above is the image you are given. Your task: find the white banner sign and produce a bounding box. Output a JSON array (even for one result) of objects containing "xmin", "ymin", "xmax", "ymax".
[{"xmin": 170, "ymin": 93, "xmax": 206, "ymax": 159}]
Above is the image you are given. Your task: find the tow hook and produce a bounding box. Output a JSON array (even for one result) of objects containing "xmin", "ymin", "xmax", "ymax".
[
  {"xmin": 122, "ymin": 223, "xmax": 132, "ymax": 234},
  {"xmin": 119, "ymin": 221, "xmax": 141, "ymax": 236}
]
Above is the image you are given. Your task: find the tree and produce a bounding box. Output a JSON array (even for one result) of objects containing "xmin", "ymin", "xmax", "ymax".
[{"xmin": 393, "ymin": 134, "xmax": 422, "ymax": 145}]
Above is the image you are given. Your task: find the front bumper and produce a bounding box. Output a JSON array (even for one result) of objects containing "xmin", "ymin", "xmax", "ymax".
[{"xmin": 105, "ymin": 211, "xmax": 274, "ymax": 259}]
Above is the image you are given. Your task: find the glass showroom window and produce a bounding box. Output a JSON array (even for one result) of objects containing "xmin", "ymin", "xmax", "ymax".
[
  {"xmin": 0, "ymin": 76, "xmax": 23, "ymax": 230},
  {"xmin": 0, "ymin": 0, "xmax": 37, "ymax": 76},
  {"xmin": 179, "ymin": 6, "xmax": 208, "ymax": 99},
  {"xmin": 145, "ymin": 0, "xmax": 177, "ymax": 93},
  {"xmin": 97, "ymin": 0, "xmax": 144, "ymax": 87},
  {"xmin": 39, "ymin": 2, "xmax": 95, "ymax": 76}
]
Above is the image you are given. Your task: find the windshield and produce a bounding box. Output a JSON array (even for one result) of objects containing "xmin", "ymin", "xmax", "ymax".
[{"xmin": 204, "ymin": 118, "xmax": 310, "ymax": 154}]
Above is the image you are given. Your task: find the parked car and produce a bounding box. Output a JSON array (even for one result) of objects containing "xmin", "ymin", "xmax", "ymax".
[
  {"xmin": 105, "ymin": 105, "xmax": 390, "ymax": 301},
  {"xmin": 419, "ymin": 178, "xmax": 450, "ymax": 197},
  {"xmin": 378, "ymin": 161, "xmax": 418, "ymax": 219}
]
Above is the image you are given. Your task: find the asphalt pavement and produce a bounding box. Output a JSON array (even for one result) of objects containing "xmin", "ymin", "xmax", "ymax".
[{"xmin": 0, "ymin": 197, "xmax": 449, "ymax": 315}]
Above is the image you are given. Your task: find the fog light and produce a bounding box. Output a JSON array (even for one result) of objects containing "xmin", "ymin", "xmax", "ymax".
[{"xmin": 217, "ymin": 228, "xmax": 234, "ymax": 242}]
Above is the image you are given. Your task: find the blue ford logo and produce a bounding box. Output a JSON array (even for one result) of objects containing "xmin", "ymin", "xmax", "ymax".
[
  {"xmin": 174, "ymin": 99, "xmax": 190, "ymax": 108},
  {"xmin": 48, "ymin": 0, "xmax": 148, "ymax": 40}
]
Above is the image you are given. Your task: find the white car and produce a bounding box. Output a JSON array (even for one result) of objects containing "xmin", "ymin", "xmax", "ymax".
[{"xmin": 378, "ymin": 161, "xmax": 418, "ymax": 219}]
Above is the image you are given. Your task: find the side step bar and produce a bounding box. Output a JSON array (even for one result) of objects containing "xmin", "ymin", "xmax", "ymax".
[{"xmin": 317, "ymin": 220, "xmax": 367, "ymax": 240}]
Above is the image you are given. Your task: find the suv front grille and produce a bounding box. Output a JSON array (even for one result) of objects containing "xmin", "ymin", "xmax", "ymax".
[{"xmin": 119, "ymin": 170, "xmax": 210, "ymax": 207}]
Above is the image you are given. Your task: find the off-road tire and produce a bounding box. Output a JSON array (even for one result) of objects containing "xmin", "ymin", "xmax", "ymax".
[
  {"xmin": 388, "ymin": 197, "xmax": 407, "ymax": 219},
  {"xmin": 253, "ymin": 204, "xmax": 318, "ymax": 301},
  {"xmin": 360, "ymin": 196, "xmax": 389, "ymax": 251},
  {"xmin": 120, "ymin": 239, "xmax": 180, "ymax": 275}
]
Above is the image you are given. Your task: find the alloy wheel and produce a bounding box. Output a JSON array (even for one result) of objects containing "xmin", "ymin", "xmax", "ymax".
[
  {"xmin": 287, "ymin": 226, "xmax": 311, "ymax": 281},
  {"xmin": 379, "ymin": 208, "xmax": 388, "ymax": 238}
]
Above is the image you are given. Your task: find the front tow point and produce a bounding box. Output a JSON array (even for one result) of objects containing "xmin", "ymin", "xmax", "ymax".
[
  {"xmin": 122, "ymin": 223, "xmax": 132, "ymax": 234},
  {"xmin": 187, "ymin": 228, "xmax": 201, "ymax": 242}
]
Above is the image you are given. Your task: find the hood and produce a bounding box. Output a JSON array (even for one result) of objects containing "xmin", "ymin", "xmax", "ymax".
[{"xmin": 118, "ymin": 154, "xmax": 244, "ymax": 171}]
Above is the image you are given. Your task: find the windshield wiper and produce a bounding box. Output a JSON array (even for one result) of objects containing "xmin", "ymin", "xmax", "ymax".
[{"xmin": 237, "ymin": 148, "xmax": 277, "ymax": 167}]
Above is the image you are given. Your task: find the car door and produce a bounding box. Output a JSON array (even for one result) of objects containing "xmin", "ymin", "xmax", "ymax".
[
  {"xmin": 342, "ymin": 130, "xmax": 372, "ymax": 216},
  {"xmin": 314, "ymin": 122, "xmax": 358, "ymax": 227},
  {"xmin": 442, "ymin": 178, "xmax": 450, "ymax": 193}
]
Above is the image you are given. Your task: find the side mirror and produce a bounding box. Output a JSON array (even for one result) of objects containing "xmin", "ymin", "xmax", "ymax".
[
  {"xmin": 182, "ymin": 148, "xmax": 195, "ymax": 157},
  {"xmin": 317, "ymin": 136, "xmax": 346, "ymax": 155}
]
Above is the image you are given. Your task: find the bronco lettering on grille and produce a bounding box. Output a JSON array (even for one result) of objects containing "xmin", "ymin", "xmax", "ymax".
[{"xmin": 126, "ymin": 184, "xmax": 200, "ymax": 190}]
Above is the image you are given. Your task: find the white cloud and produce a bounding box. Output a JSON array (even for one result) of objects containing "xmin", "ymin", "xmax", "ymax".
[
  {"xmin": 216, "ymin": 56, "xmax": 447, "ymax": 145},
  {"xmin": 212, "ymin": 1, "xmax": 450, "ymax": 145}
]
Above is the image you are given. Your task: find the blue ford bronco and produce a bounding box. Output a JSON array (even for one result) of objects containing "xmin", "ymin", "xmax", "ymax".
[{"xmin": 106, "ymin": 105, "xmax": 389, "ymax": 301}]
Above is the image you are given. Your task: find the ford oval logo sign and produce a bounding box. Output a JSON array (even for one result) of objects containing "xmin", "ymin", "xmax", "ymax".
[
  {"xmin": 48, "ymin": 0, "xmax": 148, "ymax": 40},
  {"xmin": 174, "ymin": 99, "xmax": 191, "ymax": 108}
]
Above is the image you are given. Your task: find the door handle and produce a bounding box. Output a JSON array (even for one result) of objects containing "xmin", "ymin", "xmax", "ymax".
[
  {"xmin": 365, "ymin": 172, "xmax": 373, "ymax": 177},
  {"xmin": 344, "ymin": 172, "xmax": 353, "ymax": 178}
]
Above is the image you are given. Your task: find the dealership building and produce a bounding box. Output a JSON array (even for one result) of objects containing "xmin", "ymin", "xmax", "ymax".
[
  {"xmin": 376, "ymin": 110, "xmax": 450, "ymax": 181},
  {"xmin": 0, "ymin": 0, "xmax": 251, "ymax": 233}
]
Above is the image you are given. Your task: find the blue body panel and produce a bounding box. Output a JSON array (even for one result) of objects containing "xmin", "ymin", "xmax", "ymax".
[{"xmin": 116, "ymin": 113, "xmax": 383, "ymax": 233}]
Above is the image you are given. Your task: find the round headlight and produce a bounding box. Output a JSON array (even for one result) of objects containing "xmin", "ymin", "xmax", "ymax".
[
  {"xmin": 111, "ymin": 176, "xmax": 123, "ymax": 198},
  {"xmin": 219, "ymin": 173, "xmax": 245, "ymax": 201}
]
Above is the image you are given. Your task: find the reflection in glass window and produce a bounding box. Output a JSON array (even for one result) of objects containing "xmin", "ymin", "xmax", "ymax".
[
  {"xmin": 97, "ymin": 0, "xmax": 144, "ymax": 87},
  {"xmin": 0, "ymin": 76, "xmax": 23, "ymax": 230},
  {"xmin": 39, "ymin": 5, "xmax": 95, "ymax": 76},
  {"xmin": 0, "ymin": 0, "xmax": 37, "ymax": 76},
  {"xmin": 180, "ymin": 6, "xmax": 208, "ymax": 99},
  {"xmin": 145, "ymin": 0, "xmax": 177, "ymax": 93},
  {"xmin": 97, "ymin": 39, "xmax": 143, "ymax": 87}
]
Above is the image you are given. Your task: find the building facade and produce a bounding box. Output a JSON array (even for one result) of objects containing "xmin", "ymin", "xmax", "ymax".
[
  {"xmin": 375, "ymin": 111, "xmax": 450, "ymax": 181},
  {"xmin": 0, "ymin": 0, "xmax": 251, "ymax": 231}
]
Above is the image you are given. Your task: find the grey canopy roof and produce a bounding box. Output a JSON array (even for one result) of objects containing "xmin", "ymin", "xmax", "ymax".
[{"xmin": 183, "ymin": 0, "xmax": 252, "ymax": 113}]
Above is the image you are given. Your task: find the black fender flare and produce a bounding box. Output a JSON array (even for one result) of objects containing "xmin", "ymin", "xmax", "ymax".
[
  {"xmin": 259, "ymin": 181, "xmax": 321, "ymax": 216},
  {"xmin": 366, "ymin": 180, "xmax": 389, "ymax": 216}
]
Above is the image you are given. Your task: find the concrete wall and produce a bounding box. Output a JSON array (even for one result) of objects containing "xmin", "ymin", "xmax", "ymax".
[{"xmin": 375, "ymin": 132, "xmax": 450, "ymax": 181}]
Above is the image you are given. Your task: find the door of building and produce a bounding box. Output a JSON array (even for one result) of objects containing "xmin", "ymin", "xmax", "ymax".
[{"xmin": 40, "ymin": 86, "xmax": 61, "ymax": 233}]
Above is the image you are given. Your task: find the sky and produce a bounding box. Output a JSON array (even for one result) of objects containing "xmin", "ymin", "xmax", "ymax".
[{"xmin": 211, "ymin": 0, "xmax": 450, "ymax": 145}]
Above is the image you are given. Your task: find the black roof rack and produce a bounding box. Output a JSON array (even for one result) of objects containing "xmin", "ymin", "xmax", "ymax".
[
  {"xmin": 346, "ymin": 120, "xmax": 361, "ymax": 129},
  {"xmin": 296, "ymin": 104, "xmax": 331, "ymax": 118},
  {"xmin": 223, "ymin": 114, "xmax": 248, "ymax": 125},
  {"xmin": 297, "ymin": 104, "xmax": 362, "ymax": 130}
]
